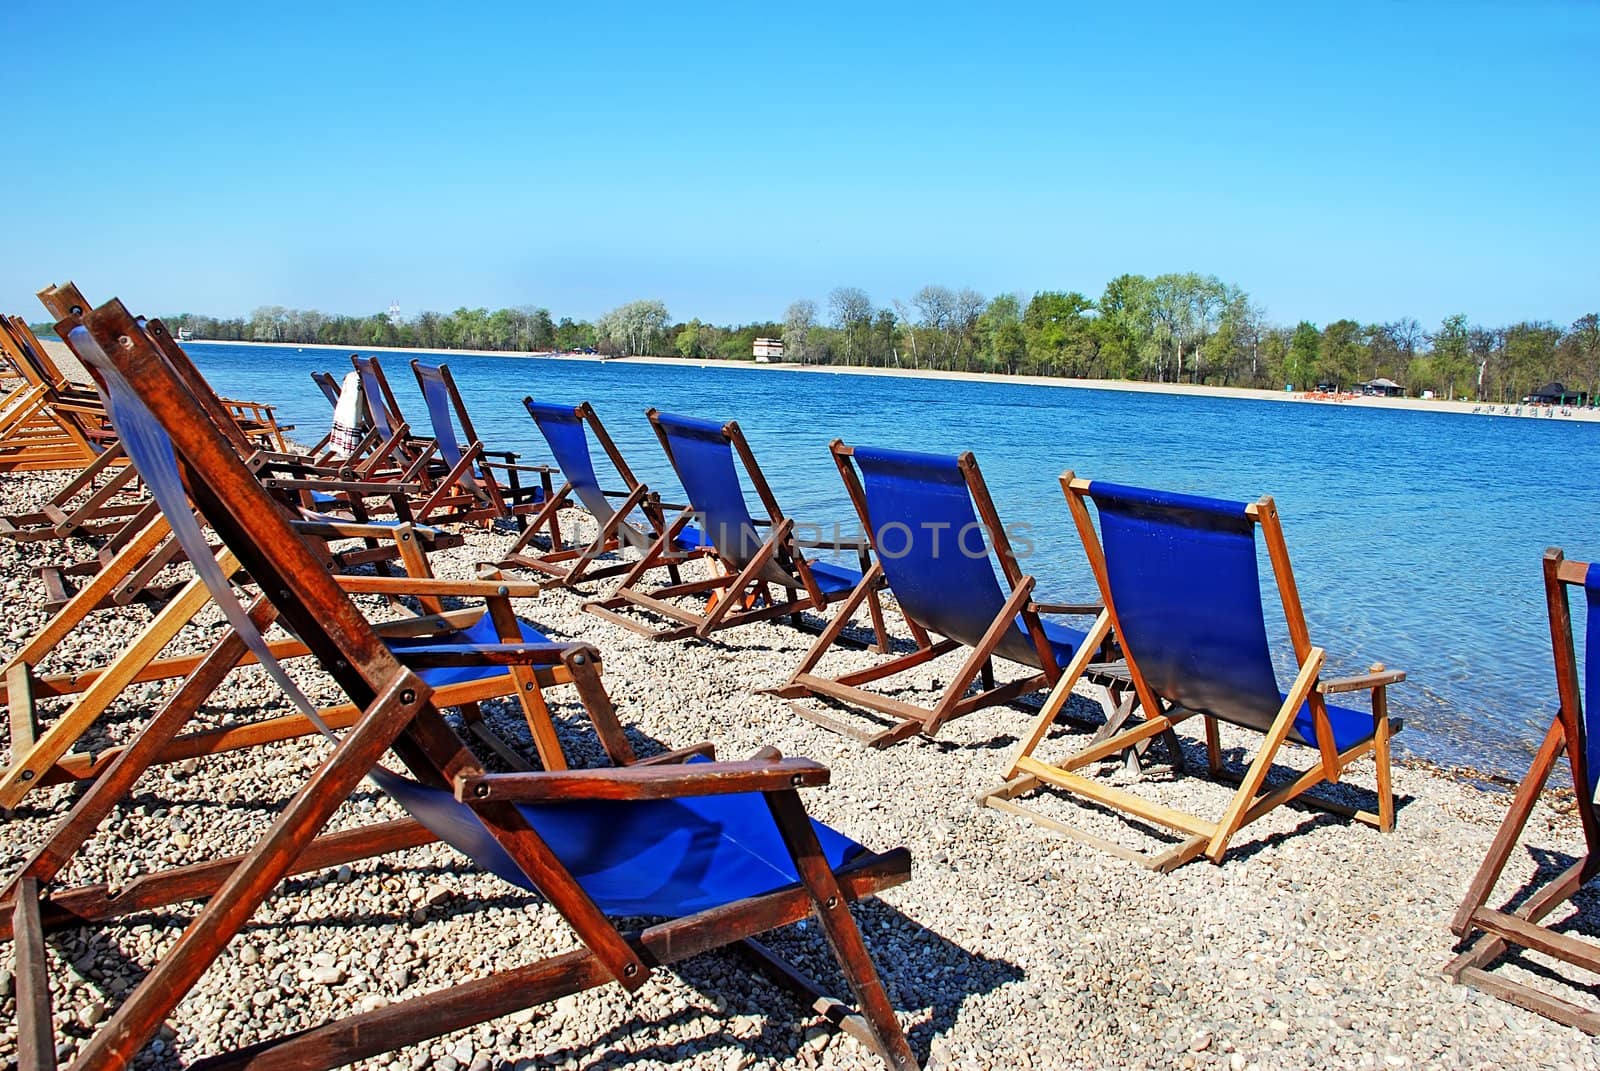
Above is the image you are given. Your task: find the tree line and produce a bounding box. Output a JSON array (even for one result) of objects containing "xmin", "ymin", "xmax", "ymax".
[{"xmin": 142, "ymin": 275, "xmax": 1600, "ymax": 403}]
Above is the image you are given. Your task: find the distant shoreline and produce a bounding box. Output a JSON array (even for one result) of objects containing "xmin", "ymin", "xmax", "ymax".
[{"xmin": 180, "ymin": 338, "xmax": 1600, "ymax": 423}]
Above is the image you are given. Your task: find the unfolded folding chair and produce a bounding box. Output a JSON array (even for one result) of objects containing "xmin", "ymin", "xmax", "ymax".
[
  {"xmin": 499, "ymin": 398, "xmax": 687, "ymax": 588},
  {"xmin": 409, "ymin": 359, "xmax": 552, "ymax": 526},
  {"xmin": 1446, "ymin": 548, "xmax": 1600, "ymax": 1032},
  {"xmin": 982, "ymin": 474, "xmax": 1404, "ymax": 870},
  {"xmin": 0, "ymin": 295, "xmax": 918, "ymax": 1071},
  {"xmin": 773, "ymin": 443, "xmax": 1108, "ymax": 748},
  {"xmin": 0, "ymin": 295, "xmax": 546, "ymax": 812},
  {"xmin": 585, "ymin": 410, "xmax": 883, "ymax": 644}
]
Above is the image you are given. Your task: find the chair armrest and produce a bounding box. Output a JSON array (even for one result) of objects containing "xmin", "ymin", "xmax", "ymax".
[
  {"xmin": 335, "ymin": 576, "xmax": 543, "ymax": 598},
  {"xmin": 1029, "ymin": 601, "xmax": 1103, "ymax": 615},
  {"xmin": 795, "ymin": 535, "xmax": 872, "ymax": 551},
  {"xmin": 1318, "ymin": 668, "xmax": 1406, "ymax": 694},
  {"xmin": 630, "ymin": 742, "xmax": 718, "ymax": 765},
  {"xmin": 453, "ymin": 754, "xmax": 829, "ymax": 803},
  {"xmin": 391, "ymin": 641, "xmax": 579, "ymax": 669},
  {"xmin": 480, "ymin": 458, "xmax": 553, "ymax": 474},
  {"xmin": 262, "ymin": 476, "xmax": 427, "ymax": 496}
]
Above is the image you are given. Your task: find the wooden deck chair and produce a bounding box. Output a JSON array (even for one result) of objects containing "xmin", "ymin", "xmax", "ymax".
[
  {"xmin": 0, "ymin": 319, "xmax": 546, "ymax": 813},
  {"xmin": 409, "ymin": 358, "xmax": 552, "ymax": 526},
  {"xmin": 1, "ymin": 294, "xmax": 918, "ymax": 1071},
  {"xmin": 981, "ymin": 474, "xmax": 1405, "ymax": 871},
  {"xmin": 585, "ymin": 409, "xmax": 883, "ymax": 643},
  {"xmin": 0, "ymin": 316, "xmax": 104, "ymax": 471},
  {"xmin": 499, "ymin": 398, "xmax": 690, "ymax": 588},
  {"xmin": 773, "ymin": 443, "xmax": 1110, "ymax": 748},
  {"xmin": 1446, "ymin": 548, "xmax": 1600, "ymax": 1032},
  {"xmin": 352, "ymin": 352, "xmax": 442, "ymax": 482}
]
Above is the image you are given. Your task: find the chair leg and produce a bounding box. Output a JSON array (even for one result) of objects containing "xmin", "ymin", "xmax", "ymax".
[
  {"xmin": 1372, "ymin": 686, "xmax": 1395, "ymax": 832},
  {"xmin": 1204, "ymin": 716, "xmax": 1222, "ymax": 775},
  {"xmin": 1205, "ymin": 651, "xmax": 1322, "ymax": 863},
  {"xmin": 764, "ymin": 789, "xmax": 918, "ymax": 1071}
]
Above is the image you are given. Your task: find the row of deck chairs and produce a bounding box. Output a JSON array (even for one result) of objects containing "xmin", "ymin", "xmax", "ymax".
[
  {"xmin": 310, "ymin": 364, "xmax": 1401, "ymax": 871},
  {"xmin": 0, "ymin": 290, "xmax": 922, "ymax": 1070},
  {"xmin": 309, "ymin": 350, "xmax": 1600, "ymax": 1036},
  {"xmin": 2, "ymin": 288, "xmax": 1598, "ymax": 1058}
]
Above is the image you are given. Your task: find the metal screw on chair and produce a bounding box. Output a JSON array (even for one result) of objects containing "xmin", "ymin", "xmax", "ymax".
[
  {"xmin": 118, "ymin": 335, "xmax": 134, "ymax": 350},
  {"xmin": 475, "ymin": 783, "xmax": 490, "ymax": 798},
  {"xmin": 400, "ymin": 689, "xmax": 416, "ymax": 705},
  {"xmin": 498, "ymin": 586, "xmax": 509, "ymax": 596},
  {"xmin": 824, "ymin": 896, "xmax": 838, "ymax": 910},
  {"xmin": 623, "ymin": 963, "xmax": 639, "ymax": 977}
]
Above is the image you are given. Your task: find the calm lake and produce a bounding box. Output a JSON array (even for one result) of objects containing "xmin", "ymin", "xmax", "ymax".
[{"xmin": 188, "ymin": 341, "xmax": 1600, "ymax": 778}]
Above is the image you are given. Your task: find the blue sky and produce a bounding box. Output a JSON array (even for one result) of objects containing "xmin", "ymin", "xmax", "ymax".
[{"xmin": 4, "ymin": 1, "xmax": 1595, "ymax": 329}]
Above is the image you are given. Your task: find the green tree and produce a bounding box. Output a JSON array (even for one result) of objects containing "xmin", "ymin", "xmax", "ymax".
[
  {"xmin": 976, "ymin": 294, "xmax": 1026, "ymax": 374},
  {"xmin": 1284, "ymin": 321, "xmax": 1320, "ymax": 389},
  {"xmin": 1430, "ymin": 314, "xmax": 1472, "ymax": 400},
  {"xmin": 1022, "ymin": 291, "xmax": 1095, "ymax": 376},
  {"xmin": 1319, "ymin": 319, "xmax": 1368, "ymax": 388}
]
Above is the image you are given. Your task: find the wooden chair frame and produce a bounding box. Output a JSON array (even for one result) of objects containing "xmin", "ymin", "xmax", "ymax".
[
  {"xmin": 2, "ymin": 295, "xmax": 918, "ymax": 1071},
  {"xmin": 0, "ymin": 295, "xmax": 546, "ymax": 812},
  {"xmin": 1445, "ymin": 547, "xmax": 1600, "ymax": 1032},
  {"xmin": 980, "ymin": 473, "xmax": 1404, "ymax": 871},
  {"xmin": 407, "ymin": 358, "xmax": 553, "ymax": 527},
  {"xmin": 585, "ymin": 411, "xmax": 884, "ymax": 644},
  {"xmin": 774, "ymin": 442, "xmax": 1102, "ymax": 748},
  {"xmin": 500, "ymin": 400, "xmax": 683, "ymax": 588}
]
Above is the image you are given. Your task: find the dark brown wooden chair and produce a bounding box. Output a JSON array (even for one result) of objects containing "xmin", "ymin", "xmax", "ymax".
[
  {"xmin": 408, "ymin": 358, "xmax": 553, "ymax": 527},
  {"xmin": 773, "ymin": 442, "xmax": 1108, "ymax": 748},
  {"xmin": 499, "ymin": 398, "xmax": 682, "ymax": 588},
  {"xmin": 1447, "ymin": 548, "xmax": 1600, "ymax": 1032},
  {"xmin": 0, "ymin": 296, "xmax": 919, "ymax": 1071},
  {"xmin": 585, "ymin": 409, "xmax": 886, "ymax": 644}
]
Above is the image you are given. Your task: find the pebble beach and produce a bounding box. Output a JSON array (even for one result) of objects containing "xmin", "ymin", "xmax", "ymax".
[{"xmin": 1, "ymin": 349, "xmax": 1597, "ymax": 1070}]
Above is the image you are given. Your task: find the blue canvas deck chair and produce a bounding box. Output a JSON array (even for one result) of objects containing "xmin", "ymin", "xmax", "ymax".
[
  {"xmin": 1447, "ymin": 548, "xmax": 1600, "ymax": 1033},
  {"xmin": 982, "ymin": 474, "xmax": 1405, "ymax": 871},
  {"xmin": 500, "ymin": 399, "xmax": 685, "ymax": 588},
  {"xmin": 409, "ymin": 359, "xmax": 553, "ymax": 528},
  {"xmin": 1, "ymin": 297, "xmax": 919, "ymax": 1071},
  {"xmin": 774, "ymin": 443, "xmax": 1111, "ymax": 748},
  {"xmin": 351, "ymin": 352, "xmax": 449, "ymax": 485},
  {"xmin": 585, "ymin": 410, "xmax": 886, "ymax": 644}
]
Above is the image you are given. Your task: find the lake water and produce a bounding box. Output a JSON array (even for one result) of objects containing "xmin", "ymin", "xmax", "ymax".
[{"xmin": 188, "ymin": 341, "xmax": 1600, "ymax": 778}]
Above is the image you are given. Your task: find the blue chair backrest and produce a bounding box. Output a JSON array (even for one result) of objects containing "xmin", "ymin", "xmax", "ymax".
[
  {"xmin": 1086, "ymin": 481, "xmax": 1286, "ymax": 733},
  {"xmin": 852, "ymin": 446, "xmax": 1041, "ymax": 667},
  {"xmin": 414, "ymin": 364, "xmax": 467, "ymax": 470},
  {"xmin": 354, "ymin": 360, "xmax": 397, "ymax": 440},
  {"xmin": 653, "ymin": 412, "xmax": 763, "ymax": 566},
  {"xmin": 525, "ymin": 400, "xmax": 613, "ymax": 521},
  {"xmin": 1582, "ymin": 567, "xmax": 1600, "ymax": 798}
]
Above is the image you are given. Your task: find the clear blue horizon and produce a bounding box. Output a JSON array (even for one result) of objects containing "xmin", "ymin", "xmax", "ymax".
[{"xmin": 4, "ymin": 1, "xmax": 1595, "ymax": 329}]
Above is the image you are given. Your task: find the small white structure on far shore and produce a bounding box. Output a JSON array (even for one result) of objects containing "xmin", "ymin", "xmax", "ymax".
[{"xmin": 753, "ymin": 337, "xmax": 783, "ymax": 363}]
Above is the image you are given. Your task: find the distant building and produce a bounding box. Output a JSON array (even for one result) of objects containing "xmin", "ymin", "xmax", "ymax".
[
  {"xmin": 753, "ymin": 337, "xmax": 784, "ymax": 363},
  {"xmin": 1524, "ymin": 381, "xmax": 1587, "ymax": 406},
  {"xmin": 1360, "ymin": 377, "xmax": 1406, "ymax": 398}
]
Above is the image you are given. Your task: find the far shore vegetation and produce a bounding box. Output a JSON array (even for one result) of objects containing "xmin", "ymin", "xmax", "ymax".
[{"xmin": 52, "ymin": 274, "xmax": 1600, "ymax": 404}]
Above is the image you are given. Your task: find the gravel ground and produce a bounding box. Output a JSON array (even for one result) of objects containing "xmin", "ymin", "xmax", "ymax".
[{"xmin": 1, "ymin": 452, "xmax": 1598, "ymax": 1071}]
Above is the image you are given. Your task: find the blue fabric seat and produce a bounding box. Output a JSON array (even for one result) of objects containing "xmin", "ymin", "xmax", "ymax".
[
  {"xmin": 808, "ymin": 559, "xmax": 865, "ymax": 596},
  {"xmin": 387, "ymin": 612, "xmax": 552, "ymax": 688},
  {"xmin": 371, "ymin": 760, "xmax": 866, "ymax": 914},
  {"xmin": 852, "ymin": 445, "xmax": 1083, "ymax": 669},
  {"xmin": 1087, "ymin": 480, "xmax": 1379, "ymax": 751}
]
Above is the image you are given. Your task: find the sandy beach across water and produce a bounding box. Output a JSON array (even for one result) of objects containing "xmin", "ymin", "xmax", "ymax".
[{"xmin": 175, "ymin": 338, "xmax": 1600, "ymax": 424}]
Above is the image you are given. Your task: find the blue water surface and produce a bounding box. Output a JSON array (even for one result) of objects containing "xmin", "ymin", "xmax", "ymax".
[{"xmin": 189, "ymin": 341, "xmax": 1600, "ymax": 777}]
